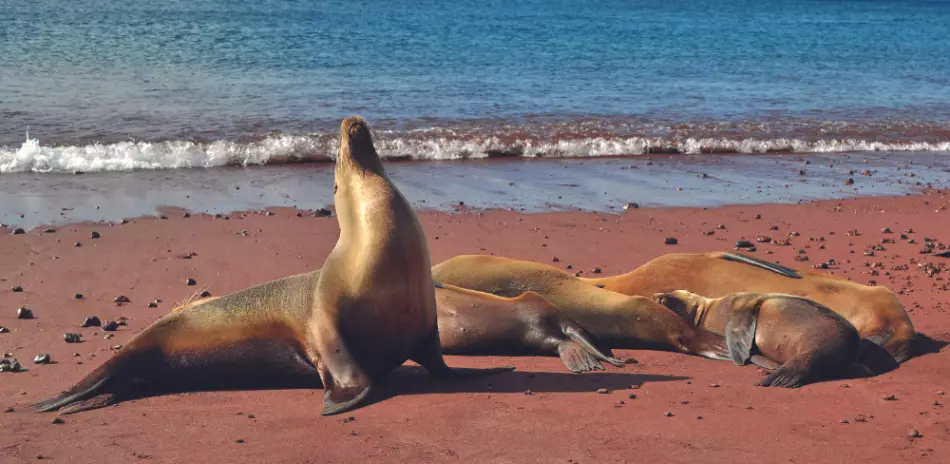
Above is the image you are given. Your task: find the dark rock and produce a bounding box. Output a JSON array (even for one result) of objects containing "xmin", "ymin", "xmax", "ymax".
[
  {"xmin": 664, "ymin": 411, "xmax": 673, "ymax": 417},
  {"xmin": 754, "ymin": 214, "xmax": 762, "ymax": 219},
  {"xmin": 592, "ymin": 267, "xmax": 602, "ymax": 274},
  {"xmin": 11, "ymin": 228, "xmax": 25, "ymax": 235},
  {"xmin": 186, "ymin": 278, "xmax": 197, "ymax": 286},
  {"xmin": 0, "ymin": 327, "xmax": 8, "ymax": 333},
  {"xmin": 755, "ymin": 235, "xmax": 772, "ymax": 243},
  {"xmin": 17, "ymin": 307, "xmax": 33, "ymax": 319},
  {"xmin": 313, "ymin": 208, "xmax": 333, "ymax": 217},
  {"xmin": 33, "ymin": 353, "xmax": 50, "ymax": 364},
  {"xmin": 74, "ymin": 241, "xmax": 81, "ymax": 247},
  {"xmin": 736, "ymin": 240, "xmax": 755, "ymax": 248},
  {"xmin": 664, "ymin": 237, "xmax": 678, "ymax": 245},
  {"xmin": 11, "ymin": 286, "xmax": 23, "ymax": 292},
  {"xmin": 199, "ymin": 290, "xmax": 212, "ymax": 298},
  {"xmin": 102, "ymin": 321, "xmax": 119, "ymax": 332},
  {"xmin": 845, "ymin": 178, "xmax": 855, "ymax": 186},
  {"xmin": 0, "ymin": 358, "xmax": 22, "ymax": 372},
  {"xmin": 74, "ymin": 293, "xmax": 83, "ymax": 299},
  {"xmin": 552, "ymin": 256, "xmax": 560, "ymax": 262},
  {"xmin": 148, "ymin": 301, "xmax": 159, "ymax": 308},
  {"xmin": 80, "ymin": 316, "xmax": 101, "ymax": 327},
  {"xmin": 623, "ymin": 203, "xmax": 639, "ymax": 210},
  {"xmin": 43, "ymin": 228, "xmax": 56, "ymax": 233},
  {"xmin": 908, "ymin": 429, "xmax": 923, "ymax": 438},
  {"xmin": 90, "ymin": 231, "xmax": 101, "ymax": 239},
  {"xmin": 64, "ymin": 333, "xmax": 82, "ymax": 343},
  {"xmin": 51, "ymin": 417, "xmax": 65, "ymax": 424},
  {"xmin": 113, "ymin": 295, "xmax": 130, "ymax": 304},
  {"xmin": 596, "ymin": 388, "xmax": 609, "ymax": 394},
  {"xmin": 884, "ymin": 394, "xmax": 897, "ymax": 401}
]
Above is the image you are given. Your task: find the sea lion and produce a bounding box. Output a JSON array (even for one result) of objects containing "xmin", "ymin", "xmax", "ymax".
[
  {"xmin": 33, "ymin": 117, "xmax": 512, "ymax": 416},
  {"xmin": 432, "ymin": 255, "xmax": 730, "ymax": 360},
  {"xmin": 580, "ymin": 251, "xmax": 916, "ymax": 369},
  {"xmin": 169, "ymin": 277, "xmax": 628, "ymax": 374},
  {"xmin": 653, "ymin": 290, "xmax": 862, "ymax": 387}
]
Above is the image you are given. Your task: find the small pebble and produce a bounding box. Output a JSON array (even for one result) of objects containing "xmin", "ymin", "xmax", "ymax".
[
  {"xmin": 709, "ymin": 384, "xmax": 720, "ymax": 388},
  {"xmin": 104, "ymin": 334, "xmax": 114, "ymax": 340},
  {"xmin": 74, "ymin": 293, "xmax": 83, "ymax": 299},
  {"xmin": 17, "ymin": 307, "xmax": 34, "ymax": 319},
  {"xmin": 80, "ymin": 316, "xmax": 101, "ymax": 327},
  {"xmin": 90, "ymin": 231, "xmax": 101, "ymax": 239},
  {"xmin": 186, "ymin": 278, "xmax": 197, "ymax": 286},
  {"xmin": 854, "ymin": 415, "xmax": 867, "ymax": 422},
  {"xmin": 51, "ymin": 417, "xmax": 65, "ymax": 424},
  {"xmin": 736, "ymin": 240, "xmax": 755, "ymax": 248},
  {"xmin": 114, "ymin": 295, "xmax": 130, "ymax": 304},
  {"xmin": 884, "ymin": 394, "xmax": 897, "ymax": 401},
  {"xmin": 148, "ymin": 301, "xmax": 159, "ymax": 308},
  {"xmin": 199, "ymin": 290, "xmax": 212, "ymax": 297},
  {"xmin": 596, "ymin": 388, "xmax": 609, "ymax": 394},
  {"xmin": 524, "ymin": 389, "xmax": 533, "ymax": 395},
  {"xmin": 664, "ymin": 237, "xmax": 678, "ymax": 245},
  {"xmin": 11, "ymin": 228, "xmax": 26, "ymax": 235},
  {"xmin": 0, "ymin": 327, "xmax": 8, "ymax": 333},
  {"xmin": 64, "ymin": 333, "xmax": 82, "ymax": 343},
  {"xmin": 102, "ymin": 321, "xmax": 119, "ymax": 332},
  {"xmin": 12, "ymin": 285, "xmax": 24, "ymax": 292},
  {"xmin": 840, "ymin": 419, "xmax": 850, "ymax": 424},
  {"xmin": 342, "ymin": 416, "xmax": 356, "ymax": 423},
  {"xmin": 908, "ymin": 429, "xmax": 923, "ymax": 439},
  {"xmin": 628, "ymin": 393, "xmax": 637, "ymax": 399},
  {"xmin": 664, "ymin": 411, "xmax": 673, "ymax": 417},
  {"xmin": 592, "ymin": 267, "xmax": 602, "ymax": 274},
  {"xmin": 754, "ymin": 214, "xmax": 761, "ymax": 219},
  {"xmin": 4, "ymin": 407, "xmax": 14, "ymax": 412},
  {"xmin": 0, "ymin": 358, "xmax": 22, "ymax": 372}
]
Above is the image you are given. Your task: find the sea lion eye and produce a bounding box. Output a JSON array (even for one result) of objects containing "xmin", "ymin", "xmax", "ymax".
[{"xmin": 333, "ymin": 184, "xmax": 338, "ymax": 194}]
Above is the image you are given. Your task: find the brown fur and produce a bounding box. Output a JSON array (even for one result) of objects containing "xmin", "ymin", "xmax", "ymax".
[
  {"xmin": 432, "ymin": 255, "xmax": 730, "ymax": 360},
  {"xmin": 655, "ymin": 290, "xmax": 862, "ymax": 387},
  {"xmin": 583, "ymin": 251, "xmax": 915, "ymax": 366}
]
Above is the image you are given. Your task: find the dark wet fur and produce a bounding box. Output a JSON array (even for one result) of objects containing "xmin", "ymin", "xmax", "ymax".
[{"xmin": 719, "ymin": 253, "xmax": 802, "ymax": 279}]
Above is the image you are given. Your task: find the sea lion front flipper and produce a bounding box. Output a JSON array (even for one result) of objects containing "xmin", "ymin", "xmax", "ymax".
[
  {"xmin": 307, "ymin": 319, "xmax": 373, "ymax": 416},
  {"xmin": 410, "ymin": 327, "xmax": 515, "ymax": 379},
  {"xmin": 563, "ymin": 324, "xmax": 630, "ymax": 368},
  {"xmin": 749, "ymin": 354, "xmax": 781, "ymax": 370},
  {"xmin": 724, "ymin": 306, "xmax": 759, "ymax": 366}
]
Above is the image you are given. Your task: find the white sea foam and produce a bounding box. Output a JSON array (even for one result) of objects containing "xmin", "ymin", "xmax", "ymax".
[{"xmin": 2, "ymin": 133, "xmax": 949, "ymax": 174}]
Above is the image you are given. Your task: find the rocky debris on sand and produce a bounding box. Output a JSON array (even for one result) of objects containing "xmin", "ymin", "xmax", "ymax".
[
  {"xmin": 884, "ymin": 394, "xmax": 897, "ymax": 401},
  {"xmin": 33, "ymin": 353, "xmax": 50, "ymax": 364},
  {"xmin": 12, "ymin": 285, "xmax": 24, "ymax": 292},
  {"xmin": 199, "ymin": 290, "xmax": 212, "ymax": 298},
  {"xmin": 17, "ymin": 307, "xmax": 33, "ymax": 319},
  {"xmin": 74, "ymin": 293, "xmax": 83, "ymax": 299},
  {"xmin": 664, "ymin": 237, "xmax": 678, "ymax": 245},
  {"xmin": 0, "ymin": 327, "xmax": 8, "ymax": 333},
  {"xmin": 908, "ymin": 429, "xmax": 923, "ymax": 439},
  {"xmin": 755, "ymin": 235, "xmax": 772, "ymax": 243},
  {"xmin": 80, "ymin": 316, "xmax": 101, "ymax": 327},
  {"xmin": 64, "ymin": 333, "xmax": 82, "ymax": 343},
  {"xmin": 114, "ymin": 295, "xmax": 130, "ymax": 304},
  {"xmin": 0, "ymin": 358, "xmax": 22, "ymax": 372},
  {"xmin": 664, "ymin": 411, "xmax": 674, "ymax": 417},
  {"xmin": 90, "ymin": 231, "xmax": 101, "ymax": 239},
  {"xmin": 102, "ymin": 321, "xmax": 119, "ymax": 331},
  {"xmin": 596, "ymin": 388, "xmax": 609, "ymax": 394},
  {"xmin": 51, "ymin": 417, "xmax": 65, "ymax": 424},
  {"xmin": 736, "ymin": 240, "xmax": 755, "ymax": 248},
  {"xmin": 592, "ymin": 267, "xmax": 602, "ymax": 274},
  {"xmin": 623, "ymin": 202, "xmax": 639, "ymax": 210},
  {"xmin": 148, "ymin": 300, "xmax": 159, "ymax": 308},
  {"xmin": 186, "ymin": 278, "xmax": 197, "ymax": 286},
  {"xmin": 314, "ymin": 208, "xmax": 333, "ymax": 217}
]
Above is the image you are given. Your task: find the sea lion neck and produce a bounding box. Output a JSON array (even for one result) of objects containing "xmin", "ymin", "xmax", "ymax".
[{"xmin": 693, "ymin": 298, "xmax": 713, "ymax": 327}]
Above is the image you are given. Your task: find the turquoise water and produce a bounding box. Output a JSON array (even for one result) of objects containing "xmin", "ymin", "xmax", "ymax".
[{"xmin": 2, "ymin": 0, "xmax": 950, "ymax": 172}]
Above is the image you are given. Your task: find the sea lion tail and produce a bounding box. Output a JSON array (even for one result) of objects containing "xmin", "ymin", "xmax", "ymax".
[
  {"xmin": 31, "ymin": 355, "xmax": 126, "ymax": 414},
  {"xmin": 718, "ymin": 252, "xmax": 802, "ymax": 279}
]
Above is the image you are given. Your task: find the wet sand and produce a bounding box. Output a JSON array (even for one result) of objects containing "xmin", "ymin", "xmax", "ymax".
[
  {"xmin": 1, "ymin": 193, "xmax": 949, "ymax": 464},
  {"xmin": 2, "ymin": 152, "xmax": 949, "ymax": 229}
]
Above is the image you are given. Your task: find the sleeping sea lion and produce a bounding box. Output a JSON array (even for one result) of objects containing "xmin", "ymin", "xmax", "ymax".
[
  {"xmin": 432, "ymin": 254, "xmax": 730, "ymax": 360},
  {"xmin": 581, "ymin": 251, "xmax": 915, "ymax": 370},
  {"xmin": 653, "ymin": 290, "xmax": 863, "ymax": 387}
]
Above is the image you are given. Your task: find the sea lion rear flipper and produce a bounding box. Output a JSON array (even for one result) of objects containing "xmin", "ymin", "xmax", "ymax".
[
  {"xmin": 749, "ymin": 354, "xmax": 781, "ymax": 370},
  {"xmin": 757, "ymin": 353, "xmax": 814, "ymax": 388},
  {"xmin": 307, "ymin": 322, "xmax": 373, "ymax": 416},
  {"xmin": 410, "ymin": 327, "xmax": 515, "ymax": 379},
  {"xmin": 724, "ymin": 306, "xmax": 759, "ymax": 366}
]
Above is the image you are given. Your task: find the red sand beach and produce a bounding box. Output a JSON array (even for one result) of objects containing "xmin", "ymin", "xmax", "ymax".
[{"xmin": 1, "ymin": 192, "xmax": 949, "ymax": 464}]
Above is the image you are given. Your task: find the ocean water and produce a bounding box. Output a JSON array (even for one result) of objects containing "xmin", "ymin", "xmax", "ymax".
[{"xmin": 2, "ymin": 0, "xmax": 950, "ymax": 173}]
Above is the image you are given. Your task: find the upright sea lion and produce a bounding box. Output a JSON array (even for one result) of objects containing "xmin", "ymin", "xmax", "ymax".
[
  {"xmin": 33, "ymin": 117, "xmax": 512, "ymax": 416},
  {"xmin": 580, "ymin": 251, "xmax": 916, "ymax": 368},
  {"xmin": 653, "ymin": 290, "xmax": 862, "ymax": 388},
  {"xmin": 432, "ymin": 255, "xmax": 730, "ymax": 359},
  {"xmin": 169, "ymin": 277, "xmax": 628, "ymax": 374}
]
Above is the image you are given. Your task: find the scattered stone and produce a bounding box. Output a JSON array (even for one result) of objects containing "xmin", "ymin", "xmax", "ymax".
[
  {"xmin": 755, "ymin": 235, "xmax": 772, "ymax": 243},
  {"xmin": 90, "ymin": 231, "xmax": 101, "ymax": 239},
  {"xmin": 199, "ymin": 290, "xmax": 212, "ymax": 298},
  {"xmin": 882, "ymin": 228, "xmax": 892, "ymax": 234},
  {"xmin": 64, "ymin": 333, "xmax": 82, "ymax": 343},
  {"xmin": 111, "ymin": 344, "xmax": 123, "ymax": 351},
  {"xmin": 51, "ymin": 417, "xmax": 65, "ymax": 424},
  {"xmin": 74, "ymin": 293, "xmax": 83, "ymax": 299},
  {"xmin": 884, "ymin": 394, "xmax": 897, "ymax": 401},
  {"xmin": 114, "ymin": 295, "xmax": 130, "ymax": 304},
  {"xmin": 552, "ymin": 256, "xmax": 560, "ymax": 262},
  {"xmin": 33, "ymin": 353, "xmax": 50, "ymax": 364},
  {"xmin": 17, "ymin": 308, "xmax": 34, "ymax": 319},
  {"xmin": 104, "ymin": 334, "xmax": 114, "ymax": 340},
  {"xmin": 80, "ymin": 316, "xmax": 101, "ymax": 327},
  {"xmin": 12, "ymin": 285, "xmax": 24, "ymax": 292},
  {"xmin": 908, "ymin": 429, "xmax": 923, "ymax": 439},
  {"xmin": 10, "ymin": 227, "xmax": 28, "ymax": 235},
  {"xmin": 102, "ymin": 321, "xmax": 119, "ymax": 332},
  {"xmin": 717, "ymin": 224, "xmax": 727, "ymax": 229},
  {"xmin": 186, "ymin": 278, "xmax": 197, "ymax": 286},
  {"xmin": 343, "ymin": 416, "xmax": 356, "ymax": 423},
  {"xmin": 4, "ymin": 407, "xmax": 13, "ymax": 413},
  {"xmin": 524, "ymin": 389, "xmax": 533, "ymax": 396},
  {"xmin": 664, "ymin": 411, "xmax": 673, "ymax": 417},
  {"xmin": 664, "ymin": 237, "xmax": 678, "ymax": 245},
  {"xmin": 592, "ymin": 267, "xmax": 602, "ymax": 274},
  {"xmin": 596, "ymin": 388, "xmax": 609, "ymax": 394},
  {"xmin": 840, "ymin": 419, "xmax": 850, "ymax": 424},
  {"xmin": 709, "ymin": 384, "xmax": 720, "ymax": 388},
  {"xmin": 0, "ymin": 327, "xmax": 8, "ymax": 333},
  {"xmin": 736, "ymin": 240, "xmax": 755, "ymax": 248},
  {"xmin": 148, "ymin": 300, "xmax": 159, "ymax": 308},
  {"xmin": 854, "ymin": 415, "xmax": 867, "ymax": 422},
  {"xmin": 754, "ymin": 214, "xmax": 762, "ymax": 219},
  {"xmin": 628, "ymin": 393, "xmax": 637, "ymax": 399},
  {"xmin": 623, "ymin": 202, "xmax": 639, "ymax": 210},
  {"xmin": 313, "ymin": 208, "xmax": 333, "ymax": 217},
  {"xmin": 845, "ymin": 178, "xmax": 855, "ymax": 186}
]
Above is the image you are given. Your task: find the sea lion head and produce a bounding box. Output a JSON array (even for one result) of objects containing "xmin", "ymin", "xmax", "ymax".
[
  {"xmin": 653, "ymin": 290, "xmax": 704, "ymax": 320},
  {"xmin": 338, "ymin": 116, "xmax": 384, "ymax": 175}
]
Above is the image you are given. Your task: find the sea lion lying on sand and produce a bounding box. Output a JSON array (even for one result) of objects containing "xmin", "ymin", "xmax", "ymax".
[
  {"xmin": 432, "ymin": 254, "xmax": 730, "ymax": 360},
  {"xmin": 581, "ymin": 251, "xmax": 915, "ymax": 371},
  {"xmin": 654, "ymin": 290, "xmax": 863, "ymax": 387}
]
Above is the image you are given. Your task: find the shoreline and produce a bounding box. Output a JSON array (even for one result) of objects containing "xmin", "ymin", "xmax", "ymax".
[
  {"xmin": 2, "ymin": 151, "xmax": 950, "ymax": 230},
  {"xmin": 1, "ymin": 193, "xmax": 948, "ymax": 463}
]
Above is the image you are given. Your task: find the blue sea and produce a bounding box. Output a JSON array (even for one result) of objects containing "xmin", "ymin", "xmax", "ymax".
[{"xmin": 2, "ymin": 0, "xmax": 950, "ymax": 173}]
